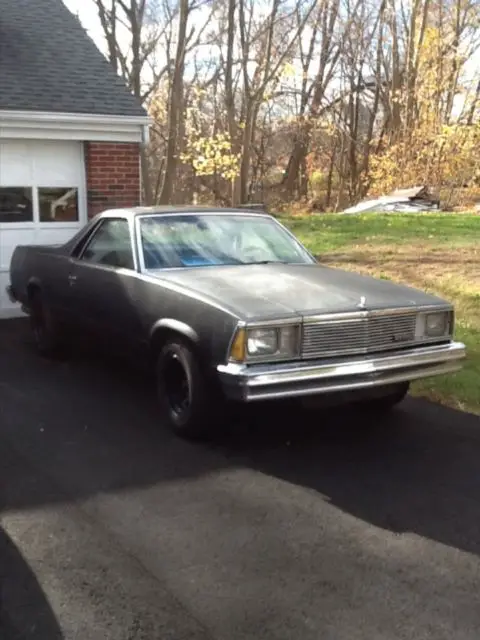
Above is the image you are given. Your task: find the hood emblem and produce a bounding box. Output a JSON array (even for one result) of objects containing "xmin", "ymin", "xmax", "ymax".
[{"xmin": 357, "ymin": 296, "xmax": 367, "ymax": 309}]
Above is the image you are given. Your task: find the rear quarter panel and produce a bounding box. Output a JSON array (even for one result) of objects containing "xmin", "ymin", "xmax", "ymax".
[{"xmin": 10, "ymin": 245, "xmax": 70, "ymax": 310}]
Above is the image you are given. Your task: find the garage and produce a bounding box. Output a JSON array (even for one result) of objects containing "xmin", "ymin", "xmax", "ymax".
[
  {"xmin": 0, "ymin": 139, "xmax": 87, "ymax": 318},
  {"xmin": 0, "ymin": 0, "xmax": 149, "ymax": 320}
]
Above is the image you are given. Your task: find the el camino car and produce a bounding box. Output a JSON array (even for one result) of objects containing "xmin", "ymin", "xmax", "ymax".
[{"xmin": 7, "ymin": 206, "xmax": 466, "ymax": 438}]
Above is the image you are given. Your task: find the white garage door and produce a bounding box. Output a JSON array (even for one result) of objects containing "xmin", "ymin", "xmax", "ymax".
[{"xmin": 0, "ymin": 139, "xmax": 86, "ymax": 318}]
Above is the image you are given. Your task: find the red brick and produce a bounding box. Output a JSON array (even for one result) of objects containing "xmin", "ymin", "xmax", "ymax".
[{"xmin": 85, "ymin": 141, "xmax": 141, "ymax": 218}]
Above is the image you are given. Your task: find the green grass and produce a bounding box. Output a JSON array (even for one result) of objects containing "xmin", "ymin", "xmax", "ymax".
[
  {"xmin": 282, "ymin": 212, "xmax": 479, "ymax": 254},
  {"xmin": 282, "ymin": 212, "xmax": 480, "ymax": 415},
  {"xmin": 413, "ymin": 325, "xmax": 480, "ymax": 414}
]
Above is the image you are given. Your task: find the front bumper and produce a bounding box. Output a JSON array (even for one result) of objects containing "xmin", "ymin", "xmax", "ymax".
[{"xmin": 217, "ymin": 341, "xmax": 466, "ymax": 402}]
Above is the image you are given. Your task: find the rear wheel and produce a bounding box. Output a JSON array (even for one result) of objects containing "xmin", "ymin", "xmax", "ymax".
[
  {"xmin": 29, "ymin": 290, "xmax": 63, "ymax": 358},
  {"xmin": 156, "ymin": 338, "xmax": 223, "ymax": 440}
]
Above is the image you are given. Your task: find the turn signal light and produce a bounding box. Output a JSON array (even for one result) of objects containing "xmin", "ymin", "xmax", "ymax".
[{"xmin": 229, "ymin": 328, "xmax": 246, "ymax": 362}]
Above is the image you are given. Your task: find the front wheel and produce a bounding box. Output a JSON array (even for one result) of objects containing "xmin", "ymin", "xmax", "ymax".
[{"xmin": 155, "ymin": 339, "xmax": 223, "ymax": 440}]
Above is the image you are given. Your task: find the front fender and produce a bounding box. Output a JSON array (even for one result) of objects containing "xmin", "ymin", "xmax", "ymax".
[{"xmin": 149, "ymin": 318, "xmax": 200, "ymax": 345}]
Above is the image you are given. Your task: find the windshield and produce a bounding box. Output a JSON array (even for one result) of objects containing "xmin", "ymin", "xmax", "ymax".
[{"xmin": 138, "ymin": 214, "xmax": 314, "ymax": 269}]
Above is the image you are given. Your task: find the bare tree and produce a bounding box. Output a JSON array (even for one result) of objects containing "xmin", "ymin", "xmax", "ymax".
[
  {"xmin": 93, "ymin": 0, "xmax": 175, "ymax": 204},
  {"xmin": 158, "ymin": 0, "xmax": 190, "ymax": 203},
  {"xmin": 282, "ymin": 0, "xmax": 346, "ymax": 198},
  {"xmin": 92, "ymin": 0, "xmax": 480, "ymax": 209},
  {"xmin": 93, "ymin": 0, "xmax": 171, "ymax": 101}
]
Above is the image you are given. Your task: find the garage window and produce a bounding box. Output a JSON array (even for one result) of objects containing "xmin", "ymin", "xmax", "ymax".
[
  {"xmin": 0, "ymin": 186, "xmax": 80, "ymax": 224},
  {"xmin": 0, "ymin": 187, "xmax": 34, "ymax": 223},
  {"xmin": 0, "ymin": 141, "xmax": 85, "ymax": 227},
  {"xmin": 38, "ymin": 187, "xmax": 79, "ymax": 222}
]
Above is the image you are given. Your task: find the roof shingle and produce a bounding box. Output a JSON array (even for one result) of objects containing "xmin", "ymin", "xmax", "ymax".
[{"xmin": 0, "ymin": 0, "xmax": 147, "ymax": 117}]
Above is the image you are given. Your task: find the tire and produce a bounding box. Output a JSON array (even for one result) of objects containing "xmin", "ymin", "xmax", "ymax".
[
  {"xmin": 29, "ymin": 290, "xmax": 63, "ymax": 358},
  {"xmin": 155, "ymin": 338, "xmax": 223, "ymax": 440},
  {"xmin": 360, "ymin": 382, "xmax": 410, "ymax": 413}
]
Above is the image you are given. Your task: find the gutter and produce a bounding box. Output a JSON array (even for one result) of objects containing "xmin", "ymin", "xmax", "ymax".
[
  {"xmin": 0, "ymin": 109, "xmax": 153, "ymax": 144},
  {"xmin": 0, "ymin": 109, "xmax": 152, "ymax": 127}
]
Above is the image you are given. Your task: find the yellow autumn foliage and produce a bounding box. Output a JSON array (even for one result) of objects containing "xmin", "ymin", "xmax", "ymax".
[
  {"xmin": 369, "ymin": 124, "xmax": 480, "ymax": 195},
  {"xmin": 179, "ymin": 84, "xmax": 241, "ymax": 181},
  {"xmin": 180, "ymin": 132, "xmax": 241, "ymax": 181},
  {"xmin": 368, "ymin": 26, "xmax": 480, "ymax": 195}
]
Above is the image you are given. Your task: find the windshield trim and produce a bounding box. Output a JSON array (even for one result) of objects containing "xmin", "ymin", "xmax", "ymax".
[{"xmin": 134, "ymin": 211, "xmax": 316, "ymax": 272}]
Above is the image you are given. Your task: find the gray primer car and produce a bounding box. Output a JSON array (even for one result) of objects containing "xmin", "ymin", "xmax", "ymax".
[{"xmin": 7, "ymin": 206, "xmax": 466, "ymax": 438}]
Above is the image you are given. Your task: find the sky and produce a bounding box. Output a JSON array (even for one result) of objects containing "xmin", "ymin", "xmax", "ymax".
[
  {"xmin": 63, "ymin": 0, "xmax": 107, "ymax": 53},
  {"xmin": 62, "ymin": 0, "xmax": 476, "ymax": 120},
  {"xmin": 61, "ymin": 0, "xmax": 209, "ymax": 83}
]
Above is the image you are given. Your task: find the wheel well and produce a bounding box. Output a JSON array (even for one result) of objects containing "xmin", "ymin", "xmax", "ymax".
[
  {"xmin": 27, "ymin": 282, "xmax": 41, "ymax": 301},
  {"xmin": 150, "ymin": 328, "xmax": 198, "ymax": 362},
  {"xmin": 150, "ymin": 327, "xmax": 220, "ymax": 394}
]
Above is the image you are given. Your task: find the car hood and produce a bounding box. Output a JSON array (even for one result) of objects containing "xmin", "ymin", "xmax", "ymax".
[{"xmin": 148, "ymin": 263, "xmax": 449, "ymax": 320}]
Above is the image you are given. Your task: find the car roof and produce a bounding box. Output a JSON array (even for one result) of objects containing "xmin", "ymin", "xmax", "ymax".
[{"xmin": 99, "ymin": 205, "xmax": 269, "ymax": 219}]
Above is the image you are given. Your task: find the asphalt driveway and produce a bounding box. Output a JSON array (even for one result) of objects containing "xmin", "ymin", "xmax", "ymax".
[{"xmin": 1, "ymin": 318, "xmax": 480, "ymax": 639}]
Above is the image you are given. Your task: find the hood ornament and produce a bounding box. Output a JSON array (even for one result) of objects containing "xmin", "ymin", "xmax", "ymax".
[{"xmin": 357, "ymin": 296, "xmax": 367, "ymax": 309}]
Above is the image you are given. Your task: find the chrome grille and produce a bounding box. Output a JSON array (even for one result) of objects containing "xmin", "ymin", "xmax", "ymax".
[{"xmin": 302, "ymin": 312, "xmax": 418, "ymax": 359}]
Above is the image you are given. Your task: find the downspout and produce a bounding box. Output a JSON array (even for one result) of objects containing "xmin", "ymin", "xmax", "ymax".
[
  {"xmin": 141, "ymin": 124, "xmax": 150, "ymax": 146},
  {"xmin": 140, "ymin": 123, "xmax": 152, "ymax": 205}
]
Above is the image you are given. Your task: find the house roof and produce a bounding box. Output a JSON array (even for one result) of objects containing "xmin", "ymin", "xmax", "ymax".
[{"xmin": 0, "ymin": 0, "xmax": 147, "ymax": 118}]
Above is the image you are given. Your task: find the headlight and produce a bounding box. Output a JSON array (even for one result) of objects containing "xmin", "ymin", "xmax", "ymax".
[
  {"xmin": 247, "ymin": 325, "xmax": 299, "ymax": 358},
  {"xmin": 425, "ymin": 312, "xmax": 448, "ymax": 336},
  {"xmin": 229, "ymin": 324, "xmax": 300, "ymax": 362},
  {"xmin": 415, "ymin": 310, "xmax": 453, "ymax": 339},
  {"xmin": 247, "ymin": 328, "xmax": 278, "ymax": 355}
]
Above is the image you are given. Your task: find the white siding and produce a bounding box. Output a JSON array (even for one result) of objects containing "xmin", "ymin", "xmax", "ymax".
[{"xmin": 0, "ymin": 139, "xmax": 86, "ymax": 318}]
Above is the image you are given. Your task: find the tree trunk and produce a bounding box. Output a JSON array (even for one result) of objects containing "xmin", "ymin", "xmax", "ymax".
[
  {"xmin": 282, "ymin": 0, "xmax": 342, "ymax": 196},
  {"xmin": 283, "ymin": 125, "xmax": 311, "ymax": 197},
  {"xmin": 325, "ymin": 143, "xmax": 336, "ymax": 209},
  {"xmin": 239, "ymin": 106, "xmax": 255, "ymax": 203},
  {"xmin": 158, "ymin": 0, "xmax": 189, "ymax": 204}
]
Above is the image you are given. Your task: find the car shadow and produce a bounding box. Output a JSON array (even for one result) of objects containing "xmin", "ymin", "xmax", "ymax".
[
  {"xmin": 0, "ymin": 527, "xmax": 63, "ymax": 639},
  {"xmin": 1, "ymin": 318, "xmax": 480, "ymax": 560},
  {"xmin": 210, "ymin": 400, "xmax": 480, "ymax": 556}
]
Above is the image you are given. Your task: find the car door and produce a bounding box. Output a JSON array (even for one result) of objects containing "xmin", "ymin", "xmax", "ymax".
[{"xmin": 67, "ymin": 217, "xmax": 144, "ymax": 356}]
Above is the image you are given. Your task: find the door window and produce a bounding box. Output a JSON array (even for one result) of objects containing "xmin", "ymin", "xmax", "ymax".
[{"xmin": 81, "ymin": 219, "xmax": 135, "ymax": 270}]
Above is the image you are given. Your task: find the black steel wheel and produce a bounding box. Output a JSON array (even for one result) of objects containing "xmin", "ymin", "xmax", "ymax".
[
  {"xmin": 156, "ymin": 338, "xmax": 223, "ymax": 440},
  {"xmin": 164, "ymin": 351, "xmax": 192, "ymax": 419}
]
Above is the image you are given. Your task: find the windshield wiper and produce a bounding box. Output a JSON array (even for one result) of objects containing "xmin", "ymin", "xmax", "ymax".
[{"xmin": 245, "ymin": 260, "xmax": 290, "ymax": 265}]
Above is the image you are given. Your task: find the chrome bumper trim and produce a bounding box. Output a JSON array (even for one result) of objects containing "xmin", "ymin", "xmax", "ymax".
[{"xmin": 217, "ymin": 342, "xmax": 466, "ymax": 402}]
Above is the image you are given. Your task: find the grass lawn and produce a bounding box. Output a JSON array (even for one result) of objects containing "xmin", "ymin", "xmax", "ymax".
[{"xmin": 282, "ymin": 212, "xmax": 480, "ymax": 415}]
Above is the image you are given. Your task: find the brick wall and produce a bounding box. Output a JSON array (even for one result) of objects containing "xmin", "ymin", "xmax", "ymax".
[{"xmin": 84, "ymin": 142, "xmax": 141, "ymax": 218}]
